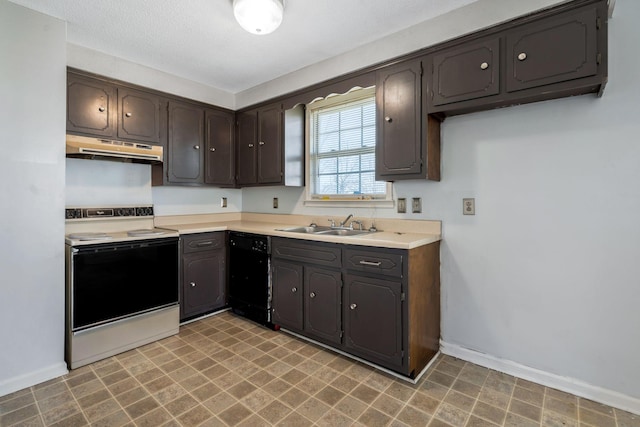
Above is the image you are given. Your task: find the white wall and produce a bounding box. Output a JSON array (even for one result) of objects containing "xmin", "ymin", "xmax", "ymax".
[
  {"xmin": 0, "ymin": 1, "xmax": 68, "ymax": 395},
  {"xmin": 243, "ymin": 0, "xmax": 640, "ymax": 406}
]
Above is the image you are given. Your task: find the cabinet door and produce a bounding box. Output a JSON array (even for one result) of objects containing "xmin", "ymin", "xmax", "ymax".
[
  {"xmin": 168, "ymin": 101, "xmax": 204, "ymax": 183},
  {"xmin": 205, "ymin": 109, "xmax": 235, "ymax": 186},
  {"xmin": 236, "ymin": 110, "xmax": 257, "ymax": 185},
  {"xmin": 257, "ymin": 104, "xmax": 283, "ymax": 184},
  {"xmin": 506, "ymin": 7, "xmax": 598, "ymax": 93},
  {"xmin": 375, "ymin": 59, "xmax": 422, "ymax": 180},
  {"xmin": 304, "ymin": 267, "xmax": 342, "ymax": 345},
  {"xmin": 271, "ymin": 260, "xmax": 303, "ymax": 331},
  {"xmin": 117, "ymin": 88, "xmax": 162, "ymax": 144},
  {"xmin": 431, "ymin": 38, "xmax": 500, "ymax": 106},
  {"xmin": 182, "ymin": 250, "xmax": 226, "ymax": 319},
  {"xmin": 344, "ymin": 274, "xmax": 403, "ymax": 370},
  {"xmin": 67, "ymin": 74, "xmax": 116, "ymax": 138}
]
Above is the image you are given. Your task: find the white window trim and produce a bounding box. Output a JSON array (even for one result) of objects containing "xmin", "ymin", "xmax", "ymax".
[{"xmin": 303, "ymin": 86, "xmax": 393, "ymax": 208}]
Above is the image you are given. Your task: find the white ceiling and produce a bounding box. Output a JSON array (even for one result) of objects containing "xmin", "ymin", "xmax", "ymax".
[{"xmin": 8, "ymin": 0, "xmax": 480, "ymax": 93}]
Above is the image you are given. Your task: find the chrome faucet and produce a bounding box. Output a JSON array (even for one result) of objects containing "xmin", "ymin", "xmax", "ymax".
[{"xmin": 339, "ymin": 214, "xmax": 354, "ymax": 228}]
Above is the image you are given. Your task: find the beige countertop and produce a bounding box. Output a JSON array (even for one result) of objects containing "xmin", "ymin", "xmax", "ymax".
[{"xmin": 156, "ymin": 214, "xmax": 441, "ymax": 249}]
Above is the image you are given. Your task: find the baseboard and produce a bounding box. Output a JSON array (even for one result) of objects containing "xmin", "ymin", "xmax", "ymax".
[
  {"xmin": 0, "ymin": 362, "xmax": 68, "ymax": 398},
  {"xmin": 440, "ymin": 341, "xmax": 640, "ymax": 416}
]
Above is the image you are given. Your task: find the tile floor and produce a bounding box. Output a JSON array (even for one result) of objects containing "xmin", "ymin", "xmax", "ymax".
[{"xmin": 1, "ymin": 311, "xmax": 639, "ymax": 427}]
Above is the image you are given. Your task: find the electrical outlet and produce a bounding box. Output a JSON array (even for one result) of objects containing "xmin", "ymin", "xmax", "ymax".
[
  {"xmin": 412, "ymin": 197, "xmax": 422, "ymax": 213},
  {"xmin": 463, "ymin": 198, "xmax": 475, "ymax": 215},
  {"xmin": 273, "ymin": 197, "xmax": 278, "ymax": 209},
  {"xmin": 221, "ymin": 197, "xmax": 227, "ymax": 208},
  {"xmin": 397, "ymin": 198, "xmax": 406, "ymax": 213}
]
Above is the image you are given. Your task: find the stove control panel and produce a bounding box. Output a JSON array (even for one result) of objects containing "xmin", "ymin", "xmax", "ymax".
[{"xmin": 65, "ymin": 206, "xmax": 154, "ymax": 220}]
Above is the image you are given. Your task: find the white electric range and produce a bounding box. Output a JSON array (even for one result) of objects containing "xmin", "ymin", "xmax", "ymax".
[{"xmin": 65, "ymin": 205, "xmax": 180, "ymax": 369}]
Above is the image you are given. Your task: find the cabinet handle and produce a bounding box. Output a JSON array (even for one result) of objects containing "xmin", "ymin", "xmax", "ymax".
[
  {"xmin": 210, "ymin": 148, "xmax": 216, "ymax": 152},
  {"xmin": 309, "ymin": 292, "xmax": 316, "ymax": 298},
  {"xmin": 385, "ymin": 116, "xmax": 392, "ymax": 123},
  {"xmin": 359, "ymin": 260, "xmax": 382, "ymax": 267},
  {"xmin": 291, "ymin": 287, "xmax": 297, "ymax": 293},
  {"xmin": 196, "ymin": 241, "xmax": 213, "ymax": 247},
  {"xmin": 98, "ymin": 106, "xmax": 105, "ymax": 112},
  {"xmin": 517, "ymin": 52, "xmax": 527, "ymax": 61},
  {"xmin": 350, "ymin": 303, "xmax": 357, "ymax": 310},
  {"xmin": 125, "ymin": 112, "xmax": 132, "ymax": 117},
  {"xmin": 190, "ymin": 282, "xmax": 196, "ymax": 287},
  {"xmin": 259, "ymin": 141, "xmax": 265, "ymax": 146},
  {"xmin": 248, "ymin": 143, "xmax": 254, "ymax": 148},
  {"xmin": 194, "ymin": 145, "xmax": 200, "ymax": 150},
  {"xmin": 480, "ymin": 62, "xmax": 489, "ymax": 70}
]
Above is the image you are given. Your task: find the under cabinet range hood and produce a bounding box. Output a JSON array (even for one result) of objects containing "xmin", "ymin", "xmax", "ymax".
[{"xmin": 66, "ymin": 134, "xmax": 163, "ymax": 164}]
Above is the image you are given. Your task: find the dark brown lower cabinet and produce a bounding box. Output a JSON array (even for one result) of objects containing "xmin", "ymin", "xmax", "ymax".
[
  {"xmin": 271, "ymin": 237, "xmax": 440, "ymax": 378},
  {"xmin": 180, "ymin": 232, "xmax": 226, "ymax": 320},
  {"xmin": 344, "ymin": 274, "xmax": 403, "ymax": 371},
  {"xmin": 304, "ymin": 267, "xmax": 342, "ymax": 345},
  {"xmin": 271, "ymin": 260, "xmax": 304, "ymax": 330}
]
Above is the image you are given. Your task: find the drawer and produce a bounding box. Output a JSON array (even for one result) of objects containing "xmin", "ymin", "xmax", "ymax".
[
  {"xmin": 344, "ymin": 247, "xmax": 403, "ymax": 277},
  {"xmin": 182, "ymin": 232, "xmax": 225, "ymax": 254},
  {"xmin": 272, "ymin": 237, "xmax": 341, "ymax": 268}
]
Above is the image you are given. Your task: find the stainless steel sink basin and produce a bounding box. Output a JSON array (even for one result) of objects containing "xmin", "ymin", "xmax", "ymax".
[
  {"xmin": 277, "ymin": 226, "xmax": 375, "ymax": 237},
  {"xmin": 314, "ymin": 229, "xmax": 374, "ymax": 236},
  {"xmin": 277, "ymin": 226, "xmax": 332, "ymax": 234}
]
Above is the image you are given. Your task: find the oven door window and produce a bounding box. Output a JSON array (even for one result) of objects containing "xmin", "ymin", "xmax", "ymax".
[{"xmin": 71, "ymin": 238, "xmax": 178, "ymax": 331}]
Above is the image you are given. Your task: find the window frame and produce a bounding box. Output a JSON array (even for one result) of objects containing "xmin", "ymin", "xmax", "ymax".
[{"xmin": 304, "ymin": 87, "xmax": 393, "ymax": 208}]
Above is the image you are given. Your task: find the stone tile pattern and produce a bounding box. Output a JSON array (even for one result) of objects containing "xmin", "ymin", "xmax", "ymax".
[{"xmin": 1, "ymin": 312, "xmax": 638, "ymax": 426}]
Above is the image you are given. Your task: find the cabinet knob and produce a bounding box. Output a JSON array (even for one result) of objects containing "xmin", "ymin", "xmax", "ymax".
[
  {"xmin": 517, "ymin": 52, "xmax": 527, "ymax": 61},
  {"xmin": 350, "ymin": 303, "xmax": 357, "ymax": 310},
  {"xmin": 259, "ymin": 141, "xmax": 265, "ymax": 146},
  {"xmin": 194, "ymin": 145, "xmax": 200, "ymax": 150},
  {"xmin": 291, "ymin": 287, "xmax": 297, "ymax": 293},
  {"xmin": 98, "ymin": 106, "xmax": 105, "ymax": 112},
  {"xmin": 125, "ymin": 112, "xmax": 132, "ymax": 117},
  {"xmin": 210, "ymin": 147, "xmax": 216, "ymax": 152},
  {"xmin": 385, "ymin": 116, "xmax": 392, "ymax": 123},
  {"xmin": 310, "ymin": 292, "xmax": 316, "ymax": 298},
  {"xmin": 480, "ymin": 62, "xmax": 489, "ymax": 70},
  {"xmin": 190, "ymin": 282, "xmax": 196, "ymax": 287},
  {"xmin": 248, "ymin": 143, "xmax": 254, "ymax": 148}
]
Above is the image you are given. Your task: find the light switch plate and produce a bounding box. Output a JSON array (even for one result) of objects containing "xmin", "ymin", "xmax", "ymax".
[
  {"xmin": 463, "ymin": 198, "xmax": 475, "ymax": 215},
  {"xmin": 412, "ymin": 197, "xmax": 422, "ymax": 213},
  {"xmin": 397, "ymin": 198, "xmax": 406, "ymax": 213}
]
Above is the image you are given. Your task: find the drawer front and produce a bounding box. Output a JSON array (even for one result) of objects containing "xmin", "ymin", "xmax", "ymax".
[
  {"xmin": 344, "ymin": 248, "xmax": 403, "ymax": 278},
  {"xmin": 182, "ymin": 232, "xmax": 225, "ymax": 254},
  {"xmin": 272, "ymin": 237, "xmax": 341, "ymax": 268}
]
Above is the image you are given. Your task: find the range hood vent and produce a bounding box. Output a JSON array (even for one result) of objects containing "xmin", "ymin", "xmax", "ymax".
[{"xmin": 66, "ymin": 135, "xmax": 163, "ymax": 165}]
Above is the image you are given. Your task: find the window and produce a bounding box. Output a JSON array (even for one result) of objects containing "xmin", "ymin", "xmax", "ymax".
[{"xmin": 306, "ymin": 87, "xmax": 391, "ymax": 206}]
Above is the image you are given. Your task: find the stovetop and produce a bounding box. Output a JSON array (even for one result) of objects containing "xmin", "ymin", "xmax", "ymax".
[{"xmin": 65, "ymin": 205, "xmax": 179, "ymax": 246}]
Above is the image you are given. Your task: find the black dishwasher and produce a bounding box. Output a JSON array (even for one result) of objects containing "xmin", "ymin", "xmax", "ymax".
[{"xmin": 228, "ymin": 231, "xmax": 274, "ymax": 328}]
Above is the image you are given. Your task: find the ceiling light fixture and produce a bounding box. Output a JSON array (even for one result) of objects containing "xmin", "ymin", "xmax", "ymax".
[{"xmin": 233, "ymin": 0, "xmax": 284, "ymax": 35}]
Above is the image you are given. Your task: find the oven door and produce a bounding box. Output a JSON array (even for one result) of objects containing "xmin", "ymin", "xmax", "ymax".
[{"xmin": 68, "ymin": 237, "xmax": 179, "ymax": 331}]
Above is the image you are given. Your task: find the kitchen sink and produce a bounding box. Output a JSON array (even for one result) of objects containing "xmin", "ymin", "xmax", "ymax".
[
  {"xmin": 277, "ymin": 226, "xmax": 332, "ymax": 233},
  {"xmin": 314, "ymin": 229, "xmax": 374, "ymax": 236},
  {"xmin": 277, "ymin": 226, "xmax": 375, "ymax": 237}
]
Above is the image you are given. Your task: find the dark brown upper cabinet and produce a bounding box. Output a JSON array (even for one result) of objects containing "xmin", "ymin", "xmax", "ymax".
[
  {"xmin": 376, "ymin": 59, "xmax": 440, "ymax": 182},
  {"xmin": 67, "ymin": 73, "xmax": 116, "ymax": 138},
  {"xmin": 430, "ymin": 37, "xmax": 500, "ymax": 106},
  {"xmin": 505, "ymin": 7, "xmax": 598, "ymax": 93},
  {"xmin": 117, "ymin": 88, "xmax": 163, "ymax": 144},
  {"xmin": 205, "ymin": 109, "xmax": 235, "ymax": 186},
  {"xmin": 236, "ymin": 103, "xmax": 284, "ymax": 186},
  {"xmin": 236, "ymin": 110, "xmax": 258, "ymax": 185},
  {"xmin": 167, "ymin": 101, "xmax": 204, "ymax": 184},
  {"xmin": 426, "ymin": 1, "xmax": 606, "ymax": 116}
]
